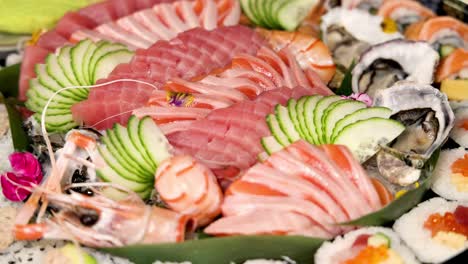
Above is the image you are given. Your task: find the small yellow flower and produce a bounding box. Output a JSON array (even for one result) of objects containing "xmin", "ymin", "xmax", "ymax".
[{"xmin": 27, "ymin": 29, "xmax": 46, "ymax": 46}]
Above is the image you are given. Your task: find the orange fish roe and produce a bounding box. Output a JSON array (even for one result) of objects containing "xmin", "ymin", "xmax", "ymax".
[
  {"xmin": 460, "ymin": 120, "xmax": 468, "ymax": 131},
  {"xmin": 424, "ymin": 212, "xmax": 468, "ymax": 237},
  {"xmin": 451, "ymin": 154, "xmax": 468, "ymax": 177},
  {"xmin": 344, "ymin": 246, "xmax": 389, "ymax": 264}
]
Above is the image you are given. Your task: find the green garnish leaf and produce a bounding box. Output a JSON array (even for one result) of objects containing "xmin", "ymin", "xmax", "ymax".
[
  {"xmin": 335, "ymin": 61, "xmax": 355, "ymax": 96},
  {"xmin": 0, "ymin": 63, "xmax": 20, "ymax": 98},
  {"xmin": 3, "ymin": 96, "xmax": 30, "ymax": 151},
  {"xmin": 103, "ymin": 235, "xmax": 325, "ymax": 264},
  {"xmin": 341, "ymin": 149, "xmax": 440, "ymax": 226}
]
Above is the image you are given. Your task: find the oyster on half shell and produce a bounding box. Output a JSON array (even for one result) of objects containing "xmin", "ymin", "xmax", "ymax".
[
  {"xmin": 372, "ymin": 82, "xmax": 454, "ymax": 186},
  {"xmin": 352, "ymin": 40, "xmax": 439, "ymax": 98},
  {"xmin": 321, "ymin": 7, "xmax": 402, "ymax": 70}
]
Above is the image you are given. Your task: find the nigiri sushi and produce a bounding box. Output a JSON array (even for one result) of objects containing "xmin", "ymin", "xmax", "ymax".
[
  {"xmin": 315, "ymin": 227, "xmax": 419, "ymax": 264},
  {"xmin": 432, "ymin": 148, "xmax": 468, "ymax": 202},
  {"xmin": 377, "ymin": 0, "xmax": 435, "ymax": 32},
  {"xmin": 394, "ymin": 198, "xmax": 468, "ymax": 263},
  {"xmin": 406, "ymin": 16, "xmax": 468, "ymax": 57},
  {"xmin": 437, "ymin": 48, "xmax": 468, "ymax": 82}
]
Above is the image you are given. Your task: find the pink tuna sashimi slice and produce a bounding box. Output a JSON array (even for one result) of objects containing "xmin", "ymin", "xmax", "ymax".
[
  {"xmin": 19, "ymin": 0, "xmax": 175, "ymax": 99},
  {"xmin": 19, "ymin": 46, "xmax": 50, "ymax": 100},
  {"xmin": 71, "ymin": 26, "xmax": 263, "ymax": 129},
  {"xmin": 167, "ymin": 87, "xmax": 317, "ymax": 183},
  {"xmin": 205, "ymin": 141, "xmax": 383, "ymax": 239},
  {"xmin": 204, "ymin": 210, "xmax": 319, "ymax": 236}
]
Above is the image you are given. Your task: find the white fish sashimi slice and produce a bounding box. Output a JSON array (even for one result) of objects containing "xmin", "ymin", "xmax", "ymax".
[
  {"xmin": 70, "ymin": 29, "xmax": 119, "ymax": 44},
  {"xmin": 96, "ymin": 22, "xmax": 152, "ymax": 49},
  {"xmin": 168, "ymin": 78, "xmax": 249, "ymax": 102},
  {"xmin": 116, "ymin": 15, "xmax": 162, "ymax": 43},
  {"xmin": 133, "ymin": 106, "xmax": 211, "ymax": 120},
  {"xmin": 133, "ymin": 9, "xmax": 176, "ymax": 40},
  {"xmin": 154, "ymin": 3, "xmax": 190, "ymax": 33},
  {"xmin": 221, "ymin": 0, "xmax": 241, "ymax": 26}
]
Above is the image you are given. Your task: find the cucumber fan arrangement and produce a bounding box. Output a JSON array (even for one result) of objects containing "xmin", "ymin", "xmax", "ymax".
[{"xmin": 1, "ymin": 0, "xmax": 468, "ymax": 263}]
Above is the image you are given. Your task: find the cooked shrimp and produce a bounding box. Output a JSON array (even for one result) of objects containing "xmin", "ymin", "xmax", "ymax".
[
  {"xmin": 256, "ymin": 28, "xmax": 336, "ymax": 84},
  {"xmin": 155, "ymin": 155, "xmax": 223, "ymax": 226},
  {"xmin": 14, "ymin": 187, "xmax": 194, "ymax": 247}
]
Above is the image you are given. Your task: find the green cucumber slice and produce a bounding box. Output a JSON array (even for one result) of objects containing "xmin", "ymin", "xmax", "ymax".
[
  {"xmin": 83, "ymin": 41, "xmax": 105, "ymax": 85},
  {"xmin": 97, "ymin": 144, "xmax": 148, "ymax": 184},
  {"xmin": 138, "ymin": 116, "xmax": 172, "ymax": 167},
  {"xmin": 322, "ymin": 100, "xmax": 366, "ymax": 143},
  {"xmin": 128, "ymin": 116, "xmax": 157, "ymax": 171},
  {"xmin": 275, "ymin": 105, "xmax": 301, "ymax": 143},
  {"xmin": 105, "ymin": 129, "xmax": 149, "ymax": 181},
  {"xmin": 71, "ymin": 39, "xmax": 93, "ymax": 86},
  {"xmin": 114, "ymin": 123, "xmax": 155, "ymax": 176},
  {"xmin": 302, "ymin": 95, "xmax": 323, "ymax": 144},
  {"xmin": 46, "ymin": 54, "xmax": 74, "ymax": 88},
  {"xmin": 96, "ymin": 160, "xmax": 149, "ymax": 193},
  {"xmin": 288, "ymin": 99, "xmax": 307, "ymax": 140},
  {"xmin": 88, "ymin": 42, "xmax": 126, "ymax": 79},
  {"xmin": 331, "ymin": 107, "xmax": 392, "ymax": 141},
  {"xmin": 313, "ymin": 95, "xmax": 341, "ymax": 144},
  {"xmin": 36, "ymin": 64, "xmax": 86, "ymax": 100},
  {"xmin": 58, "ymin": 46, "xmax": 80, "ymax": 85},
  {"xmin": 253, "ymin": 0, "xmax": 269, "ymax": 28},
  {"xmin": 240, "ymin": 0, "xmax": 262, "ymax": 26},
  {"xmin": 92, "ymin": 49, "xmax": 133, "ymax": 83},
  {"xmin": 267, "ymin": 114, "xmax": 290, "ymax": 146},
  {"xmin": 261, "ymin": 136, "xmax": 284, "ymax": 155},
  {"xmin": 277, "ymin": 0, "xmax": 318, "ymax": 31},
  {"xmin": 368, "ymin": 232, "xmax": 391, "ymax": 248},
  {"xmin": 334, "ymin": 118, "xmax": 405, "ymax": 163},
  {"xmin": 29, "ymin": 79, "xmax": 77, "ymax": 105}
]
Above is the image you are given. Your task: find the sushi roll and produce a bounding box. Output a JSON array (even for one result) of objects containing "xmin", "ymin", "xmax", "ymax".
[
  {"xmin": 405, "ymin": 16, "xmax": 468, "ymax": 58},
  {"xmin": 437, "ymin": 48, "xmax": 468, "ymax": 82},
  {"xmin": 432, "ymin": 148, "xmax": 468, "ymax": 202},
  {"xmin": 377, "ymin": 0, "xmax": 435, "ymax": 32},
  {"xmin": 394, "ymin": 198, "xmax": 468, "ymax": 263},
  {"xmin": 315, "ymin": 227, "xmax": 419, "ymax": 264},
  {"xmin": 449, "ymin": 107, "xmax": 468, "ymax": 148}
]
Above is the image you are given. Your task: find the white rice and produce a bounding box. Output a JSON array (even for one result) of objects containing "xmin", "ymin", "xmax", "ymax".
[
  {"xmin": 315, "ymin": 227, "xmax": 419, "ymax": 264},
  {"xmin": 450, "ymin": 107, "xmax": 468, "ymax": 148},
  {"xmin": 393, "ymin": 198, "xmax": 468, "ymax": 263},
  {"xmin": 432, "ymin": 148, "xmax": 468, "ymax": 202}
]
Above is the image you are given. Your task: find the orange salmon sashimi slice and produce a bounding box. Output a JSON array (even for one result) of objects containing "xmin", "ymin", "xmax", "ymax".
[{"xmin": 436, "ymin": 48, "xmax": 468, "ymax": 82}]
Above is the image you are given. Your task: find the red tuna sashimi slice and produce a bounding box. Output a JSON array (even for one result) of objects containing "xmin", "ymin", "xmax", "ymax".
[
  {"xmin": 55, "ymin": 12, "xmax": 98, "ymax": 38},
  {"xmin": 77, "ymin": 1, "xmax": 117, "ymax": 24},
  {"xmin": 19, "ymin": 46, "xmax": 50, "ymax": 100},
  {"xmin": 320, "ymin": 145, "xmax": 382, "ymax": 210},
  {"xmin": 159, "ymin": 120, "xmax": 195, "ymax": 135},
  {"xmin": 110, "ymin": 0, "xmax": 138, "ymax": 18},
  {"xmin": 71, "ymin": 83, "xmax": 153, "ymax": 129},
  {"xmin": 204, "ymin": 210, "xmax": 319, "ymax": 236},
  {"xmin": 36, "ymin": 31, "xmax": 69, "ymax": 51},
  {"xmin": 221, "ymin": 194, "xmax": 342, "ymax": 235},
  {"xmin": 284, "ymin": 141, "xmax": 374, "ymax": 216},
  {"xmin": 238, "ymin": 163, "xmax": 349, "ymax": 224},
  {"xmin": 72, "ymin": 26, "xmax": 263, "ymax": 129}
]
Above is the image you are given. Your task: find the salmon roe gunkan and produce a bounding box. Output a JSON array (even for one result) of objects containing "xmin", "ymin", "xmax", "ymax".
[
  {"xmin": 424, "ymin": 212, "xmax": 468, "ymax": 237},
  {"xmin": 451, "ymin": 154, "xmax": 468, "ymax": 177},
  {"xmin": 344, "ymin": 246, "xmax": 389, "ymax": 264}
]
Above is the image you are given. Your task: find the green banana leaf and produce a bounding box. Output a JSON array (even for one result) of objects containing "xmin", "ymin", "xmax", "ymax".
[
  {"xmin": 103, "ymin": 235, "xmax": 325, "ymax": 264},
  {"xmin": 343, "ymin": 149, "xmax": 440, "ymax": 226},
  {"xmin": 334, "ymin": 62, "xmax": 355, "ymax": 96}
]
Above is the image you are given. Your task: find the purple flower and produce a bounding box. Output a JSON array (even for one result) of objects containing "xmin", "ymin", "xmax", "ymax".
[
  {"xmin": 341, "ymin": 93, "xmax": 373, "ymax": 107},
  {"xmin": 1, "ymin": 152, "xmax": 43, "ymax": 202}
]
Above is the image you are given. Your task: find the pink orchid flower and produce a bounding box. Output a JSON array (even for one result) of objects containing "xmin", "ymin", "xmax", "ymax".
[
  {"xmin": 1, "ymin": 152, "xmax": 43, "ymax": 202},
  {"xmin": 341, "ymin": 93, "xmax": 373, "ymax": 107}
]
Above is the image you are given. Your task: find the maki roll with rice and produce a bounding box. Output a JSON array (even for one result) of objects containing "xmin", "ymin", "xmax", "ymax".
[
  {"xmin": 449, "ymin": 107, "xmax": 468, "ymax": 148},
  {"xmin": 377, "ymin": 0, "xmax": 436, "ymax": 32},
  {"xmin": 394, "ymin": 198, "xmax": 468, "ymax": 263},
  {"xmin": 432, "ymin": 148, "xmax": 468, "ymax": 202},
  {"xmin": 315, "ymin": 227, "xmax": 419, "ymax": 264}
]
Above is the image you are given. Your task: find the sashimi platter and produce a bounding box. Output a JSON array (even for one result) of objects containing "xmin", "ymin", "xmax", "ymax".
[{"xmin": 1, "ymin": 0, "xmax": 468, "ymax": 263}]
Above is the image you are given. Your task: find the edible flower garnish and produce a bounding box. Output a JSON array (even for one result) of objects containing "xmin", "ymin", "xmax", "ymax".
[
  {"xmin": 167, "ymin": 91, "xmax": 194, "ymax": 107},
  {"xmin": 27, "ymin": 29, "xmax": 46, "ymax": 46},
  {"xmin": 0, "ymin": 152, "xmax": 43, "ymax": 202},
  {"xmin": 342, "ymin": 93, "xmax": 373, "ymax": 107}
]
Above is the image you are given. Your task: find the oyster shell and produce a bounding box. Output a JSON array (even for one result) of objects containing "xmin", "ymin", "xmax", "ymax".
[
  {"xmin": 352, "ymin": 40, "xmax": 439, "ymax": 98},
  {"xmin": 373, "ymin": 82, "xmax": 454, "ymax": 186},
  {"xmin": 341, "ymin": 0, "xmax": 383, "ymax": 12},
  {"xmin": 321, "ymin": 8, "xmax": 402, "ymax": 69}
]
